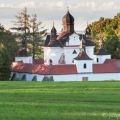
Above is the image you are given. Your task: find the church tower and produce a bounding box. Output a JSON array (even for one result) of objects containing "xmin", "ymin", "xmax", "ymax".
[
  {"xmin": 15, "ymin": 38, "xmax": 33, "ymax": 63},
  {"xmin": 74, "ymin": 36, "xmax": 93, "ymax": 73},
  {"xmin": 50, "ymin": 22, "xmax": 57, "ymax": 42},
  {"xmin": 62, "ymin": 7, "xmax": 74, "ymax": 32}
]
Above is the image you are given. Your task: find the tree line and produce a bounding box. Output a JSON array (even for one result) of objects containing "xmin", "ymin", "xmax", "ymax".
[
  {"xmin": 0, "ymin": 7, "xmax": 47, "ymax": 80},
  {"xmin": 89, "ymin": 13, "xmax": 120, "ymax": 58},
  {"xmin": 1, "ymin": 7, "xmax": 120, "ymax": 80}
]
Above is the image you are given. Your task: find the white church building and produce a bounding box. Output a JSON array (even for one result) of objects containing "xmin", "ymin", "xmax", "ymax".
[{"xmin": 11, "ymin": 9, "xmax": 120, "ymax": 81}]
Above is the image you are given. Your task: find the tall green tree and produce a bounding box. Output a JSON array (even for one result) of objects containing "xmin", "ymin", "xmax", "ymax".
[
  {"xmin": 28, "ymin": 14, "xmax": 47, "ymax": 59},
  {"xmin": 11, "ymin": 7, "xmax": 30, "ymax": 50},
  {"xmin": 0, "ymin": 44, "xmax": 12, "ymax": 80}
]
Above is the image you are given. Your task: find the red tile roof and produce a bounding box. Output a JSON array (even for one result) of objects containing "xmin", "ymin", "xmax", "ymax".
[
  {"xmin": 93, "ymin": 64, "xmax": 119, "ymax": 73},
  {"xmin": 74, "ymin": 51, "xmax": 92, "ymax": 60},
  {"xmin": 12, "ymin": 62, "xmax": 50, "ymax": 74},
  {"xmin": 57, "ymin": 31, "xmax": 74, "ymax": 40},
  {"xmin": 34, "ymin": 58, "xmax": 44, "ymax": 64},
  {"xmin": 104, "ymin": 59, "xmax": 119, "ymax": 64},
  {"xmin": 12, "ymin": 62, "xmax": 77, "ymax": 75},
  {"xmin": 50, "ymin": 65, "xmax": 77, "ymax": 75},
  {"xmin": 12, "ymin": 60, "xmax": 120, "ymax": 75}
]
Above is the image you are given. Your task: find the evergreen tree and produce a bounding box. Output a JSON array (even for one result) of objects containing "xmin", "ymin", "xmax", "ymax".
[
  {"xmin": 0, "ymin": 45, "xmax": 12, "ymax": 80},
  {"xmin": 11, "ymin": 7, "xmax": 30, "ymax": 50},
  {"xmin": 28, "ymin": 14, "xmax": 47, "ymax": 59}
]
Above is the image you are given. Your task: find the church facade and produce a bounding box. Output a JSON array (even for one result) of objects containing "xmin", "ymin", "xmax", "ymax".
[{"xmin": 11, "ymin": 9, "xmax": 120, "ymax": 81}]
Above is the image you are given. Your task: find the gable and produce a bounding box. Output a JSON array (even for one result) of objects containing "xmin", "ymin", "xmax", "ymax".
[{"xmin": 67, "ymin": 33, "xmax": 80, "ymax": 45}]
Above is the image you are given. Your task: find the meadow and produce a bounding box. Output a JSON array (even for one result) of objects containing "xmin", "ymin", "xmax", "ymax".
[{"xmin": 0, "ymin": 81, "xmax": 120, "ymax": 120}]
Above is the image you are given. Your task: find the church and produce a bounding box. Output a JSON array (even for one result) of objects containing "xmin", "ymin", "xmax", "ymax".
[{"xmin": 11, "ymin": 9, "xmax": 120, "ymax": 81}]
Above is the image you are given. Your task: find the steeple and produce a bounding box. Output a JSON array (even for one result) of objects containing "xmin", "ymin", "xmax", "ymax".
[
  {"xmin": 51, "ymin": 22, "xmax": 57, "ymax": 36},
  {"xmin": 85, "ymin": 22, "xmax": 91, "ymax": 38},
  {"xmin": 74, "ymin": 35, "xmax": 91, "ymax": 60},
  {"xmin": 50, "ymin": 22, "xmax": 57, "ymax": 41},
  {"xmin": 80, "ymin": 35, "xmax": 86, "ymax": 52},
  {"xmin": 62, "ymin": 7, "xmax": 74, "ymax": 32}
]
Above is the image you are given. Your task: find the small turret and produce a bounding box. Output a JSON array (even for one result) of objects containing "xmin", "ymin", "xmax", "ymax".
[
  {"xmin": 94, "ymin": 36, "xmax": 111, "ymax": 64},
  {"xmin": 50, "ymin": 22, "xmax": 57, "ymax": 42},
  {"xmin": 74, "ymin": 35, "xmax": 93, "ymax": 73}
]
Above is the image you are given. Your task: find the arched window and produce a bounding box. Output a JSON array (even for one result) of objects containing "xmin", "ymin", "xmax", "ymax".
[
  {"xmin": 72, "ymin": 59, "xmax": 74, "ymax": 63},
  {"xmin": 49, "ymin": 59, "xmax": 52, "ymax": 65},
  {"xmin": 97, "ymin": 58, "xmax": 99, "ymax": 63},
  {"xmin": 84, "ymin": 63, "xmax": 86, "ymax": 69}
]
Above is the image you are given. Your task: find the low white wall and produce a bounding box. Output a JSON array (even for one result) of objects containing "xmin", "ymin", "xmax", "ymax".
[
  {"xmin": 51, "ymin": 73, "xmax": 120, "ymax": 81},
  {"xmin": 53, "ymin": 74, "xmax": 78, "ymax": 81},
  {"xmin": 37, "ymin": 75, "xmax": 44, "ymax": 81},
  {"xmin": 13, "ymin": 72, "xmax": 120, "ymax": 81}
]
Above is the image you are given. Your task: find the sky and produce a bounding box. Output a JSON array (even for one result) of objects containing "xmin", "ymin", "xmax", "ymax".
[{"xmin": 1, "ymin": 0, "xmax": 120, "ymax": 32}]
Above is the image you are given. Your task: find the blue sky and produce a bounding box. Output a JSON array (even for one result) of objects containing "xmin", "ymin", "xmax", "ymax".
[{"xmin": 0, "ymin": 0, "xmax": 120, "ymax": 32}]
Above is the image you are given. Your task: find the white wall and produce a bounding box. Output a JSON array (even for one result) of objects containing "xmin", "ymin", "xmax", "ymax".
[
  {"xmin": 13, "ymin": 72, "xmax": 120, "ymax": 81},
  {"xmin": 26, "ymin": 74, "xmax": 34, "ymax": 81},
  {"xmin": 43, "ymin": 47, "xmax": 64, "ymax": 65},
  {"xmin": 16, "ymin": 73, "xmax": 25, "ymax": 80},
  {"xmin": 37, "ymin": 75, "xmax": 44, "ymax": 81},
  {"xmin": 15, "ymin": 56, "xmax": 33, "ymax": 63},
  {"xmin": 64, "ymin": 47, "xmax": 79, "ymax": 64},
  {"xmin": 94, "ymin": 55, "xmax": 111, "ymax": 64},
  {"xmin": 86, "ymin": 46, "xmax": 95, "ymax": 59},
  {"xmin": 74, "ymin": 60, "xmax": 93, "ymax": 73},
  {"xmin": 50, "ymin": 73, "xmax": 120, "ymax": 81},
  {"xmin": 68, "ymin": 33, "xmax": 80, "ymax": 45},
  {"xmin": 53, "ymin": 74, "xmax": 78, "ymax": 81}
]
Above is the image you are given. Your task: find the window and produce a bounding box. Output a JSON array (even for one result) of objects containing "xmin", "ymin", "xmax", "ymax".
[
  {"xmin": 49, "ymin": 59, "xmax": 52, "ymax": 65},
  {"xmin": 97, "ymin": 58, "xmax": 99, "ymax": 63},
  {"xmin": 72, "ymin": 59, "xmax": 74, "ymax": 63},
  {"xmin": 84, "ymin": 63, "xmax": 86, "ymax": 69},
  {"xmin": 72, "ymin": 50, "xmax": 77, "ymax": 54}
]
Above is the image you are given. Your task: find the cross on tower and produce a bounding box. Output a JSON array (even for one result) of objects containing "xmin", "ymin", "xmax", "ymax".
[{"xmin": 67, "ymin": 6, "xmax": 69, "ymax": 11}]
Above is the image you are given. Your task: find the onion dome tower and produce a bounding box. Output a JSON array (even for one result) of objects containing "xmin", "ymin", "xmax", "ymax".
[
  {"xmin": 62, "ymin": 7, "xmax": 74, "ymax": 32},
  {"xmin": 50, "ymin": 22, "xmax": 57, "ymax": 42}
]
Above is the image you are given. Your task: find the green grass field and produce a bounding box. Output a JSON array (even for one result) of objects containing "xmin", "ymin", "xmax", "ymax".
[{"xmin": 0, "ymin": 81, "xmax": 120, "ymax": 120}]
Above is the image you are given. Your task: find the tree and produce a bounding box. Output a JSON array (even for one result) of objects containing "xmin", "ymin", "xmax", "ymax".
[
  {"xmin": 11, "ymin": 7, "xmax": 30, "ymax": 50},
  {"xmin": 90, "ymin": 17, "xmax": 112, "ymax": 53},
  {"xmin": 104, "ymin": 24, "xmax": 119, "ymax": 58},
  {"xmin": 0, "ymin": 44, "xmax": 12, "ymax": 80},
  {"xmin": 0, "ymin": 24, "xmax": 19, "ymax": 61},
  {"xmin": 28, "ymin": 14, "xmax": 47, "ymax": 59}
]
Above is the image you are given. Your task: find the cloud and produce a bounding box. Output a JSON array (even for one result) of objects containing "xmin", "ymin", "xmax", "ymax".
[
  {"xmin": 18, "ymin": 1, "xmax": 37, "ymax": 8},
  {"xmin": 0, "ymin": 1, "xmax": 120, "ymax": 11},
  {"xmin": 0, "ymin": 1, "xmax": 120, "ymax": 31}
]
